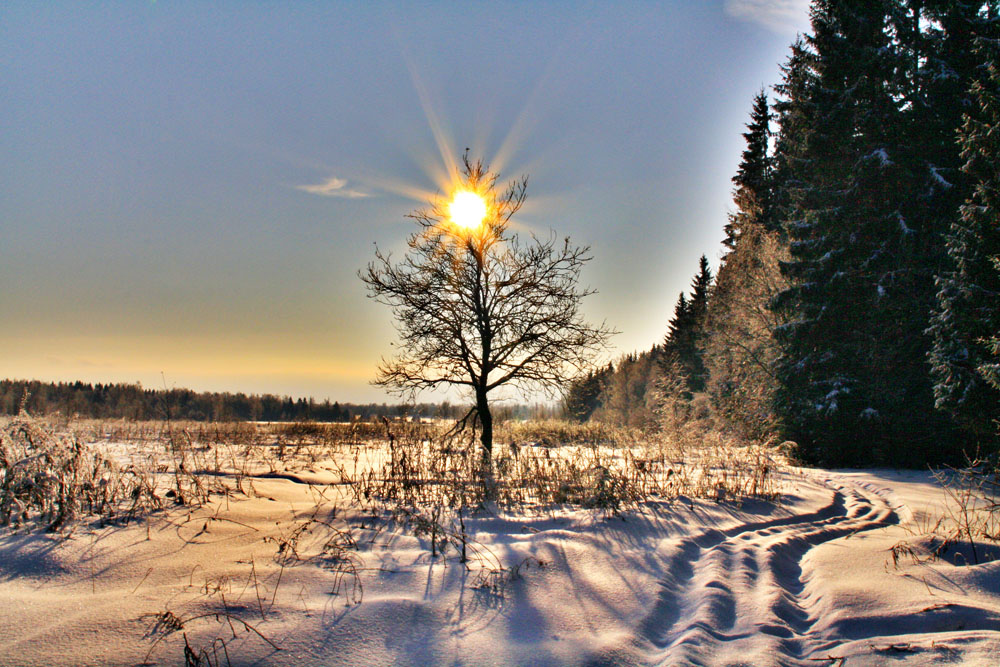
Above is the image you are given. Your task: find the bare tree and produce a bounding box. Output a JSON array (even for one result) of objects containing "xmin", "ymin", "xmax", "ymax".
[{"xmin": 361, "ymin": 154, "xmax": 614, "ymax": 462}]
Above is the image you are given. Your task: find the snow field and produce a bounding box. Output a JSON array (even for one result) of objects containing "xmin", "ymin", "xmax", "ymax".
[{"xmin": 0, "ymin": 420, "xmax": 998, "ymax": 665}]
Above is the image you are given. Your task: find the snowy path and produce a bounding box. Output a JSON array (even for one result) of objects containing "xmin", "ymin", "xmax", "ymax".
[{"xmin": 639, "ymin": 475, "xmax": 899, "ymax": 665}]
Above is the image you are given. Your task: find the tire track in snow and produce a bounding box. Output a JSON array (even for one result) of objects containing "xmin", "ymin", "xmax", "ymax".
[{"xmin": 639, "ymin": 475, "xmax": 899, "ymax": 666}]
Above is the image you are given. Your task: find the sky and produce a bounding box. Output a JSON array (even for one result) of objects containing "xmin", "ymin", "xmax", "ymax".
[{"xmin": 1, "ymin": 1, "xmax": 812, "ymax": 404}]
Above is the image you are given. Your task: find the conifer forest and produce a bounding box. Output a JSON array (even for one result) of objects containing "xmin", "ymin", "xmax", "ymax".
[{"xmin": 567, "ymin": 0, "xmax": 1000, "ymax": 467}]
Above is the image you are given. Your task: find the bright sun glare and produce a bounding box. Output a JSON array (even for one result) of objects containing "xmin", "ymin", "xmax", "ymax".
[{"xmin": 449, "ymin": 191, "xmax": 487, "ymax": 230}]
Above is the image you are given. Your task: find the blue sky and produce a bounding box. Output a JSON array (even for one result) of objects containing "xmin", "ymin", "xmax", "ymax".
[{"xmin": 1, "ymin": 1, "xmax": 811, "ymax": 403}]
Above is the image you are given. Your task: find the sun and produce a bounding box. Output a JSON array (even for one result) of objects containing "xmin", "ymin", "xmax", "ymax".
[{"xmin": 449, "ymin": 190, "xmax": 487, "ymax": 230}]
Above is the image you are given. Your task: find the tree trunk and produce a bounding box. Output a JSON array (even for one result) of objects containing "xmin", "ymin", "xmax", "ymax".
[
  {"xmin": 475, "ymin": 388, "xmax": 497, "ymax": 502},
  {"xmin": 476, "ymin": 389, "xmax": 492, "ymax": 463}
]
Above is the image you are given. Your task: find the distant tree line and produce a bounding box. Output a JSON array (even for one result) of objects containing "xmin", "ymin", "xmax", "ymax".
[
  {"xmin": 567, "ymin": 0, "xmax": 1000, "ymax": 467},
  {"xmin": 0, "ymin": 379, "xmax": 467, "ymax": 423}
]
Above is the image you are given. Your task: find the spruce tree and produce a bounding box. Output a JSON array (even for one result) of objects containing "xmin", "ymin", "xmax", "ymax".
[
  {"xmin": 664, "ymin": 292, "xmax": 690, "ymax": 348},
  {"xmin": 663, "ymin": 257, "xmax": 713, "ymax": 394},
  {"xmin": 771, "ymin": 0, "xmax": 944, "ymax": 465},
  {"xmin": 772, "ymin": 37, "xmax": 818, "ymax": 236},
  {"xmin": 898, "ymin": 0, "xmax": 997, "ymax": 448},
  {"xmin": 928, "ymin": 27, "xmax": 1000, "ymax": 443},
  {"xmin": 724, "ymin": 90, "xmax": 774, "ymax": 249},
  {"xmin": 688, "ymin": 255, "xmax": 713, "ymax": 328},
  {"xmin": 564, "ymin": 368, "xmax": 607, "ymax": 423}
]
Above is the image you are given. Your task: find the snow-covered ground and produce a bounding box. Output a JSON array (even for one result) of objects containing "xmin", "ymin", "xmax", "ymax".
[{"xmin": 0, "ymin": 458, "xmax": 998, "ymax": 666}]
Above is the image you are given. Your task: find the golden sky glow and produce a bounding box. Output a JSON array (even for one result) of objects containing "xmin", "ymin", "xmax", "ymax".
[{"xmin": 0, "ymin": 332, "xmax": 378, "ymax": 399}]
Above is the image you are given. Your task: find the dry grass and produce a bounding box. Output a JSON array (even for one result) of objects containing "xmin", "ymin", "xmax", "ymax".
[
  {"xmin": 1, "ymin": 411, "xmax": 784, "ymax": 665},
  {"xmin": 3, "ymin": 412, "xmax": 782, "ymax": 532},
  {"xmin": 0, "ymin": 412, "xmax": 270, "ymax": 532},
  {"xmin": 886, "ymin": 454, "xmax": 1000, "ymax": 569},
  {"xmin": 933, "ymin": 456, "xmax": 1000, "ymax": 565},
  {"xmin": 0, "ymin": 411, "xmax": 160, "ymax": 530}
]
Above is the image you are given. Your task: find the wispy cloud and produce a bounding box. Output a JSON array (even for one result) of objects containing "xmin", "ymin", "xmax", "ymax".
[
  {"xmin": 724, "ymin": 0, "xmax": 811, "ymax": 35},
  {"xmin": 295, "ymin": 176, "xmax": 370, "ymax": 199}
]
